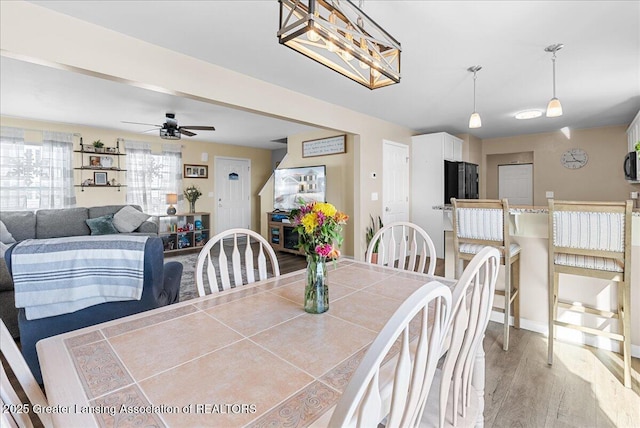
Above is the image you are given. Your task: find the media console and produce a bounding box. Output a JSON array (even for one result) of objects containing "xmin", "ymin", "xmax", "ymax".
[{"xmin": 266, "ymin": 211, "xmax": 305, "ymax": 256}]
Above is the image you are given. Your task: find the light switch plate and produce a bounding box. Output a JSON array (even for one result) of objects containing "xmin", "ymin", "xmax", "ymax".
[
  {"xmin": 546, "ymin": 191, "xmax": 554, "ymax": 198},
  {"xmin": 371, "ymin": 192, "xmax": 379, "ymax": 201}
]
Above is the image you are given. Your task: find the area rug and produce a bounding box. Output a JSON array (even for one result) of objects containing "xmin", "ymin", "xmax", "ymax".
[{"xmin": 164, "ymin": 252, "xmax": 200, "ymax": 302}]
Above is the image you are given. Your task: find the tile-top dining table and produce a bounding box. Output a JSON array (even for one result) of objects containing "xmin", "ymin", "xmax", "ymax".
[{"xmin": 36, "ymin": 259, "xmax": 485, "ymax": 427}]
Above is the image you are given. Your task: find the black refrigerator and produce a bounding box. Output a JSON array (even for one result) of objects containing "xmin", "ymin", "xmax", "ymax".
[{"xmin": 444, "ymin": 160, "xmax": 479, "ymax": 204}]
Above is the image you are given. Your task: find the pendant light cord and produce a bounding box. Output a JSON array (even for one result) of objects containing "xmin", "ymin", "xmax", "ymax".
[
  {"xmin": 473, "ymin": 70, "xmax": 478, "ymax": 111},
  {"xmin": 552, "ymin": 53, "xmax": 557, "ymax": 98}
]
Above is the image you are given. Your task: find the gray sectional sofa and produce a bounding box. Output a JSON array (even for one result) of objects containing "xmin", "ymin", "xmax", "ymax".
[{"xmin": 0, "ymin": 204, "xmax": 158, "ymax": 338}]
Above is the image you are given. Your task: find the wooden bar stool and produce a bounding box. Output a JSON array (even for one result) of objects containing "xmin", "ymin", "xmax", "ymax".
[
  {"xmin": 548, "ymin": 199, "xmax": 633, "ymax": 388},
  {"xmin": 451, "ymin": 198, "xmax": 521, "ymax": 351}
]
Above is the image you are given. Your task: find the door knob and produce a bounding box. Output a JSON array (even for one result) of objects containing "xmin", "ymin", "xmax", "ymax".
[{"xmin": 385, "ymin": 207, "xmax": 390, "ymax": 212}]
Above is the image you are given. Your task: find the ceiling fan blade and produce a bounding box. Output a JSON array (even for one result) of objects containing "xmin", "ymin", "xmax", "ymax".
[
  {"xmin": 179, "ymin": 129, "xmax": 197, "ymax": 137},
  {"xmin": 180, "ymin": 125, "xmax": 216, "ymax": 131},
  {"xmin": 122, "ymin": 120, "xmax": 162, "ymax": 127},
  {"xmin": 141, "ymin": 128, "xmax": 159, "ymax": 134}
]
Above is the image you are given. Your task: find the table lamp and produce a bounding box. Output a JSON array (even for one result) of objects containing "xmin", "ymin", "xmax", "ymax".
[{"xmin": 166, "ymin": 193, "xmax": 178, "ymax": 215}]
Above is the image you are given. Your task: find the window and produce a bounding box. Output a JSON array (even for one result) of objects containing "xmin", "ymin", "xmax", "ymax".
[
  {"xmin": 0, "ymin": 127, "xmax": 76, "ymax": 210},
  {"xmin": 125, "ymin": 140, "xmax": 182, "ymax": 214}
]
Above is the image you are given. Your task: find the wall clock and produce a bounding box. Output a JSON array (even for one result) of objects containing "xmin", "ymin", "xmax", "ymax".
[{"xmin": 560, "ymin": 148, "xmax": 588, "ymax": 169}]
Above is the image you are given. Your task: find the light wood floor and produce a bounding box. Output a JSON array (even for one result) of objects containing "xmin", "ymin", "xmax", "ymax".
[{"xmin": 482, "ymin": 321, "xmax": 640, "ymax": 428}]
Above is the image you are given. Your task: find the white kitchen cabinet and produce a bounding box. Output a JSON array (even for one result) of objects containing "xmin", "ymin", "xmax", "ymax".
[
  {"xmin": 442, "ymin": 133, "xmax": 463, "ymax": 161},
  {"xmin": 410, "ymin": 132, "xmax": 463, "ymax": 258},
  {"xmin": 627, "ymin": 110, "xmax": 640, "ymax": 152}
]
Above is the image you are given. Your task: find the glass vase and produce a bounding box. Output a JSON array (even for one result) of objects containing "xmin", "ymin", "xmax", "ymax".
[
  {"xmin": 189, "ymin": 200, "xmax": 196, "ymax": 213},
  {"xmin": 304, "ymin": 256, "xmax": 329, "ymax": 314}
]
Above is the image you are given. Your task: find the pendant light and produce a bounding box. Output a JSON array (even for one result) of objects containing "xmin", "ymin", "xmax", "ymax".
[
  {"xmin": 545, "ymin": 43, "xmax": 564, "ymax": 117},
  {"xmin": 278, "ymin": 0, "xmax": 401, "ymax": 89},
  {"xmin": 468, "ymin": 66, "xmax": 482, "ymax": 129}
]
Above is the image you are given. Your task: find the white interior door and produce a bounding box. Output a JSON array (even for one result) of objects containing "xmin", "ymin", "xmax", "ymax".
[
  {"xmin": 382, "ymin": 140, "xmax": 410, "ymax": 225},
  {"xmin": 215, "ymin": 157, "xmax": 251, "ymax": 233},
  {"xmin": 498, "ymin": 164, "xmax": 533, "ymax": 205}
]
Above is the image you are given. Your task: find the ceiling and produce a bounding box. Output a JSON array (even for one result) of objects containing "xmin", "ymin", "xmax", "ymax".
[{"xmin": 1, "ymin": 1, "xmax": 639, "ymax": 148}]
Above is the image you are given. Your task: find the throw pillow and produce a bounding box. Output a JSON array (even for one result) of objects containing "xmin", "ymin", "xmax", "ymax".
[
  {"xmin": 0, "ymin": 220, "xmax": 16, "ymax": 244},
  {"xmin": 85, "ymin": 214, "xmax": 120, "ymax": 236},
  {"xmin": 112, "ymin": 205, "xmax": 150, "ymax": 233}
]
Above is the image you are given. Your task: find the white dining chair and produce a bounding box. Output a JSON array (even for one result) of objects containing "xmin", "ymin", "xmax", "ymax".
[
  {"xmin": 420, "ymin": 246, "xmax": 500, "ymax": 428},
  {"xmin": 0, "ymin": 319, "xmax": 52, "ymax": 428},
  {"xmin": 451, "ymin": 198, "xmax": 520, "ymax": 351},
  {"xmin": 195, "ymin": 228, "xmax": 280, "ymax": 296},
  {"xmin": 329, "ymin": 280, "xmax": 453, "ymax": 427},
  {"xmin": 366, "ymin": 221, "xmax": 437, "ymax": 275},
  {"xmin": 548, "ymin": 199, "xmax": 633, "ymax": 388}
]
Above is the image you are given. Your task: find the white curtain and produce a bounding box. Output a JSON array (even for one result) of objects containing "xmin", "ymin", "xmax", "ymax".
[
  {"xmin": 125, "ymin": 140, "xmax": 182, "ymax": 214},
  {"xmin": 162, "ymin": 144, "xmax": 184, "ymax": 211},
  {"xmin": 42, "ymin": 131, "xmax": 76, "ymax": 208},
  {"xmin": 0, "ymin": 127, "xmax": 76, "ymax": 210},
  {"xmin": 124, "ymin": 140, "xmax": 153, "ymax": 210}
]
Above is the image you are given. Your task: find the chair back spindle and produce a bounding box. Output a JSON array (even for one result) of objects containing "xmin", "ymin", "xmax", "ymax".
[
  {"xmin": 196, "ymin": 228, "xmax": 280, "ymax": 296},
  {"xmin": 367, "ymin": 222, "xmax": 437, "ymax": 275}
]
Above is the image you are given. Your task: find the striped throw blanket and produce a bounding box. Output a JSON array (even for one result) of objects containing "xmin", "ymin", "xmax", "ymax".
[{"xmin": 12, "ymin": 235, "xmax": 148, "ymax": 320}]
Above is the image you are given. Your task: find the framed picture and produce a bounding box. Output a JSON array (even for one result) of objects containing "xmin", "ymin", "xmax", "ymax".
[
  {"xmin": 94, "ymin": 171, "xmax": 108, "ymax": 185},
  {"xmin": 89, "ymin": 156, "xmax": 102, "ymax": 167},
  {"xmin": 302, "ymin": 135, "xmax": 346, "ymax": 158},
  {"xmin": 184, "ymin": 164, "xmax": 208, "ymax": 179}
]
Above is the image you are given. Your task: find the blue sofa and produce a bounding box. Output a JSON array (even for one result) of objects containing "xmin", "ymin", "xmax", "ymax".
[
  {"xmin": 5, "ymin": 237, "xmax": 182, "ymax": 384},
  {"xmin": 0, "ymin": 204, "xmax": 159, "ymax": 338}
]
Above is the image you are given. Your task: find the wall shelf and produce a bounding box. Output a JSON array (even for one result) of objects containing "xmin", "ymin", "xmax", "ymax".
[{"xmin": 75, "ymin": 139, "xmax": 125, "ymax": 191}]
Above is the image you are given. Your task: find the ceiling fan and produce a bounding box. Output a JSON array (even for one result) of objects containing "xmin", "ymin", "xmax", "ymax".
[{"xmin": 122, "ymin": 113, "xmax": 216, "ymax": 140}]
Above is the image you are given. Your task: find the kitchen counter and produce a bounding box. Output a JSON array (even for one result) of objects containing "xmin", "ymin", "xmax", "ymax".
[{"xmin": 432, "ymin": 204, "xmax": 640, "ymax": 215}]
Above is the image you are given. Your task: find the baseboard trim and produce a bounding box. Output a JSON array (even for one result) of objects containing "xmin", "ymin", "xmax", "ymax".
[{"xmin": 489, "ymin": 311, "xmax": 640, "ymax": 358}]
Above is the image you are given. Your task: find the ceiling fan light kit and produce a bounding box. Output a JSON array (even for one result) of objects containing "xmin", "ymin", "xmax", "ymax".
[
  {"xmin": 124, "ymin": 113, "xmax": 216, "ymax": 140},
  {"xmin": 545, "ymin": 43, "xmax": 564, "ymax": 118},
  {"xmin": 160, "ymin": 127, "xmax": 181, "ymax": 140},
  {"xmin": 277, "ymin": 0, "xmax": 401, "ymax": 90},
  {"xmin": 468, "ymin": 65, "xmax": 482, "ymax": 129}
]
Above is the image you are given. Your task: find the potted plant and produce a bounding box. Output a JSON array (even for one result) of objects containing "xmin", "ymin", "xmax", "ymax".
[
  {"xmin": 184, "ymin": 185, "xmax": 202, "ymax": 213},
  {"xmin": 365, "ymin": 214, "xmax": 383, "ymax": 263},
  {"xmin": 93, "ymin": 140, "xmax": 105, "ymax": 153}
]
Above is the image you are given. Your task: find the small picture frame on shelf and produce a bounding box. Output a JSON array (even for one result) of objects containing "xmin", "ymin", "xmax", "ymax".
[
  {"xmin": 184, "ymin": 164, "xmax": 208, "ymax": 179},
  {"xmin": 94, "ymin": 171, "xmax": 108, "ymax": 185},
  {"xmin": 89, "ymin": 156, "xmax": 102, "ymax": 167},
  {"xmin": 106, "ymin": 147, "xmax": 117, "ymax": 153},
  {"xmin": 83, "ymin": 145, "xmax": 95, "ymax": 153}
]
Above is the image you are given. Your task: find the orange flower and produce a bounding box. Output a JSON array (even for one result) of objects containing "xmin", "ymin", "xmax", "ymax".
[
  {"xmin": 328, "ymin": 247, "xmax": 341, "ymax": 260},
  {"xmin": 335, "ymin": 212, "xmax": 349, "ymax": 224}
]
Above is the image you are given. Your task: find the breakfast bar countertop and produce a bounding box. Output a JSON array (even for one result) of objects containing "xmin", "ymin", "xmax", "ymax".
[{"xmin": 432, "ymin": 204, "xmax": 640, "ymax": 215}]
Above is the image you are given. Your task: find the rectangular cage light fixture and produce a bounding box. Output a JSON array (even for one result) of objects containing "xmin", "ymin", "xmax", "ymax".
[{"xmin": 277, "ymin": 0, "xmax": 401, "ymax": 90}]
